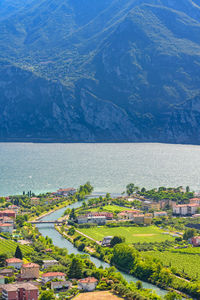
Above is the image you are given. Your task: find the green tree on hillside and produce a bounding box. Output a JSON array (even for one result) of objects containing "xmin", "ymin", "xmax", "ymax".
[
  {"xmin": 0, "ymin": 254, "xmax": 8, "ymax": 267},
  {"xmin": 126, "ymin": 183, "xmax": 139, "ymax": 196},
  {"xmin": 69, "ymin": 208, "xmax": 76, "ymax": 221},
  {"xmin": 39, "ymin": 290, "xmax": 55, "ymax": 300},
  {"xmin": 164, "ymin": 291, "xmax": 182, "ymax": 300},
  {"xmin": 68, "ymin": 258, "xmax": 82, "ymax": 279},
  {"xmin": 110, "ymin": 236, "xmax": 125, "ymax": 247},
  {"xmin": 183, "ymin": 228, "xmax": 196, "ymax": 240},
  {"xmin": 15, "ymin": 245, "xmax": 23, "ymax": 259}
]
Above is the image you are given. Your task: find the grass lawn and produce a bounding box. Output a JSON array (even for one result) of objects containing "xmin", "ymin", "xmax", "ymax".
[
  {"xmin": 74, "ymin": 291, "xmax": 123, "ymax": 299},
  {"xmin": 87, "ymin": 205, "xmax": 129, "ymax": 213},
  {"xmin": 79, "ymin": 226, "xmax": 175, "ymax": 243}
]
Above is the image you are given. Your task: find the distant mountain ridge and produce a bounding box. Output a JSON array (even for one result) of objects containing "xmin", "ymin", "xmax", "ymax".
[{"xmin": 1, "ymin": 0, "xmax": 200, "ymax": 143}]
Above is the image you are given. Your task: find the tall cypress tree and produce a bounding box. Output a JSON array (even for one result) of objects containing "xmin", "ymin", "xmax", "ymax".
[
  {"xmin": 68, "ymin": 258, "xmax": 82, "ymax": 279},
  {"xmin": 15, "ymin": 245, "xmax": 23, "ymax": 260}
]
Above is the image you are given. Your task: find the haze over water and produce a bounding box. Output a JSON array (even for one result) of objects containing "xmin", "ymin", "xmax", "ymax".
[{"xmin": 1, "ymin": 142, "xmax": 200, "ymax": 196}]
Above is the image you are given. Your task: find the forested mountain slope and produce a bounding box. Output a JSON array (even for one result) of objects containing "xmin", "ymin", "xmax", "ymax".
[{"xmin": 1, "ymin": 0, "xmax": 200, "ymax": 143}]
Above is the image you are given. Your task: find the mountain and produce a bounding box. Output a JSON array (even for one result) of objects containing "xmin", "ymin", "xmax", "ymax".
[{"xmin": 0, "ymin": 0, "xmax": 200, "ymax": 143}]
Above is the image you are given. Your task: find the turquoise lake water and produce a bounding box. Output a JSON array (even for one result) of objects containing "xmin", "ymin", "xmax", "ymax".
[{"xmin": 1, "ymin": 142, "xmax": 200, "ymax": 196}]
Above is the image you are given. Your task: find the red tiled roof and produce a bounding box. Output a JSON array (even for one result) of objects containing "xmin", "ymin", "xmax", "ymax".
[
  {"xmin": 6, "ymin": 258, "xmax": 23, "ymax": 263},
  {"xmin": 78, "ymin": 277, "xmax": 98, "ymax": 283},
  {"xmin": 0, "ymin": 210, "xmax": 16, "ymax": 214},
  {"xmin": 133, "ymin": 214, "xmax": 144, "ymax": 217},
  {"xmin": 42, "ymin": 272, "xmax": 65, "ymax": 277},
  {"xmin": 57, "ymin": 188, "xmax": 75, "ymax": 192},
  {"xmin": 0, "ymin": 223, "xmax": 13, "ymax": 227},
  {"xmin": 22, "ymin": 263, "xmax": 39, "ymax": 268}
]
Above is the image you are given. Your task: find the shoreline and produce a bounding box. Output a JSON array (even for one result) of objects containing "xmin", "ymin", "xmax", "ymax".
[{"xmin": 30, "ymin": 200, "xmax": 73, "ymax": 222}]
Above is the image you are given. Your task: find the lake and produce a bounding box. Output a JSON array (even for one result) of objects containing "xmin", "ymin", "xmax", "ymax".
[{"xmin": 1, "ymin": 142, "xmax": 200, "ymax": 196}]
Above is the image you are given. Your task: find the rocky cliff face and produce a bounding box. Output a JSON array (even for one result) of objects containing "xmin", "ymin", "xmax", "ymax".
[{"xmin": 0, "ymin": 0, "xmax": 200, "ymax": 143}]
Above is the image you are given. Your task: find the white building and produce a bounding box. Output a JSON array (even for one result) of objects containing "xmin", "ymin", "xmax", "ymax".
[
  {"xmin": 42, "ymin": 260, "xmax": 58, "ymax": 269},
  {"xmin": 8, "ymin": 205, "xmax": 20, "ymax": 214},
  {"xmin": 6, "ymin": 258, "xmax": 23, "ymax": 269},
  {"xmin": 78, "ymin": 277, "xmax": 98, "ymax": 291},
  {"xmin": 56, "ymin": 188, "xmax": 76, "ymax": 197},
  {"xmin": 51, "ymin": 281, "xmax": 72, "ymax": 290},
  {"xmin": 173, "ymin": 204, "xmax": 199, "ymax": 216},
  {"xmin": 41, "ymin": 272, "xmax": 66, "ymax": 284},
  {"xmin": 77, "ymin": 215, "xmax": 106, "ymax": 225},
  {"xmin": 0, "ymin": 223, "xmax": 13, "ymax": 233},
  {"xmin": 154, "ymin": 211, "xmax": 168, "ymax": 217},
  {"xmin": 102, "ymin": 236, "xmax": 113, "ymax": 246}
]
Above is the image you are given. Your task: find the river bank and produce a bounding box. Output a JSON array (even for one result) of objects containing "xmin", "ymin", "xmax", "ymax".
[
  {"xmin": 36, "ymin": 201, "xmax": 169, "ymax": 297},
  {"xmin": 55, "ymin": 224, "xmax": 188, "ymax": 299},
  {"xmin": 30, "ymin": 199, "xmax": 74, "ymax": 222}
]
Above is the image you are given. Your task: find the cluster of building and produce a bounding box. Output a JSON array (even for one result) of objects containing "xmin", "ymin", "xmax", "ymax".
[
  {"xmin": 173, "ymin": 198, "xmax": 200, "ymax": 216},
  {"xmin": 0, "ymin": 206, "xmax": 19, "ymax": 234},
  {"xmin": 77, "ymin": 208, "xmax": 169, "ymax": 225},
  {"xmin": 117, "ymin": 210, "xmax": 153, "ymax": 225},
  {"xmin": 0, "ymin": 257, "xmax": 98, "ymax": 299},
  {"xmin": 54, "ymin": 188, "xmax": 76, "ymax": 197},
  {"xmin": 77, "ymin": 212, "xmax": 113, "ymax": 225}
]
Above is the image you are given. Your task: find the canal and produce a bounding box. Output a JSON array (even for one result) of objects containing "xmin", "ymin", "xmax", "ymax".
[{"xmin": 37, "ymin": 200, "xmax": 168, "ymax": 297}]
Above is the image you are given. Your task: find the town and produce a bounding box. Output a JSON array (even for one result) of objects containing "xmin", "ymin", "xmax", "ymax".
[{"xmin": 0, "ymin": 183, "xmax": 200, "ymax": 300}]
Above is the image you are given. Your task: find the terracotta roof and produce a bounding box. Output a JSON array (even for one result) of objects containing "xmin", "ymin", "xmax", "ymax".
[
  {"xmin": 1, "ymin": 283, "xmax": 38, "ymax": 292},
  {"xmin": 1, "ymin": 217, "xmax": 13, "ymax": 221},
  {"xmin": 42, "ymin": 272, "xmax": 65, "ymax": 277},
  {"xmin": 78, "ymin": 277, "xmax": 98, "ymax": 283},
  {"xmin": 22, "ymin": 263, "xmax": 39, "ymax": 268},
  {"xmin": 133, "ymin": 214, "xmax": 144, "ymax": 217},
  {"xmin": 57, "ymin": 188, "xmax": 76, "ymax": 192},
  {"xmin": 0, "ymin": 269, "xmax": 14, "ymax": 274},
  {"xmin": 175, "ymin": 204, "xmax": 200, "ymax": 207},
  {"xmin": 0, "ymin": 223, "xmax": 13, "ymax": 227},
  {"xmin": 6, "ymin": 258, "xmax": 23, "ymax": 263},
  {"xmin": 0, "ymin": 210, "xmax": 16, "ymax": 214}
]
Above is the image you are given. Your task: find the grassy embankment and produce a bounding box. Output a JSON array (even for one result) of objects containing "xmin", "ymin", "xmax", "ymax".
[{"xmin": 29, "ymin": 199, "xmax": 74, "ymax": 221}]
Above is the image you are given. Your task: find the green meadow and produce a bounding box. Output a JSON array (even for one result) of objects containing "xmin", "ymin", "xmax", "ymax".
[
  {"xmin": 86, "ymin": 205, "xmax": 129, "ymax": 213},
  {"xmin": 79, "ymin": 226, "xmax": 175, "ymax": 244}
]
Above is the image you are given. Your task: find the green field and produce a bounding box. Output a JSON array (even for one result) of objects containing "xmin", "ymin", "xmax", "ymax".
[
  {"xmin": 143, "ymin": 250, "xmax": 200, "ymax": 279},
  {"xmin": 0, "ymin": 238, "xmax": 32, "ymax": 257},
  {"xmin": 79, "ymin": 226, "xmax": 175, "ymax": 243},
  {"xmin": 87, "ymin": 205, "xmax": 129, "ymax": 213}
]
